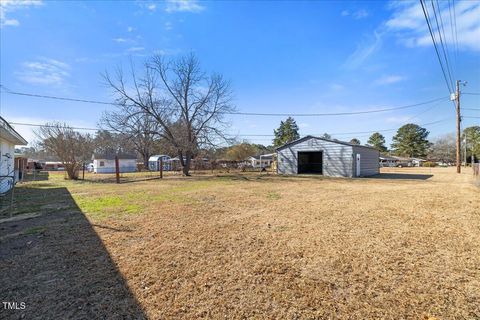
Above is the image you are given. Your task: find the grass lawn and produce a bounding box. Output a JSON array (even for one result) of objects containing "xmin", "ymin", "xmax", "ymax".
[{"xmin": 1, "ymin": 168, "xmax": 479, "ymax": 319}]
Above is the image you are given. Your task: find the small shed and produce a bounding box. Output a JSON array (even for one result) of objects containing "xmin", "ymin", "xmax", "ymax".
[
  {"xmin": 148, "ymin": 155, "xmax": 172, "ymax": 171},
  {"xmin": 92, "ymin": 153, "xmax": 137, "ymax": 174},
  {"xmin": 245, "ymin": 153, "xmax": 275, "ymax": 168},
  {"xmin": 276, "ymin": 136, "xmax": 379, "ymax": 177}
]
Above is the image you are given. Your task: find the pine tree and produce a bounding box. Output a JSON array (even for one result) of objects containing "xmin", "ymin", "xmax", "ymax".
[
  {"xmin": 273, "ymin": 117, "xmax": 300, "ymax": 147},
  {"xmin": 391, "ymin": 124, "xmax": 430, "ymax": 157},
  {"xmin": 367, "ymin": 132, "xmax": 387, "ymax": 152}
]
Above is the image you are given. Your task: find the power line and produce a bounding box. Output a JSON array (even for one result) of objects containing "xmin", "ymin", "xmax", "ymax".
[
  {"xmin": 447, "ymin": 0, "xmax": 456, "ymax": 61},
  {"xmin": 462, "ymin": 107, "xmax": 480, "ymax": 111},
  {"xmin": 0, "ymin": 85, "xmax": 448, "ymax": 117},
  {"xmin": 463, "ymin": 116, "xmax": 480, "ymax": 119},
  {"xmin": 452, "ymin": 0, "xmax": 459, "ymax": 62},
  {"xmin": 463, "ymin": 92, "xmax": 480, "ymax": 96},
  {"xmin": 235, "ymin": 119, "xmax": 451, "ymax": 141},
  {"xmin": 0, "ymin": 86, "xmax": 115, "ymax": 106},
  {"xmin": 9, "ymin": 122, "xmax": 103, "ymax": 132},
  {"xmin": 420, "ymin": 0, "xmax": 454, "ymax": 94},
  {"xmin": 433, "ymin": 0, "xmax": 456, "ymax": 88},
  {"xmin": 9, "ymin": 118, "xmax": 451, "ymax": 138}
]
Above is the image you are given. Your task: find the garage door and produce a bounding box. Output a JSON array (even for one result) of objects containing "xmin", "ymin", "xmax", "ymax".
[{"xmin": 298, "ymin": 151, "xmax": 323, "ymax": 174}]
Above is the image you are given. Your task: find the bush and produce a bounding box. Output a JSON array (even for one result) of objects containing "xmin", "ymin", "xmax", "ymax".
[{"xmin": 423, "ymin": 161, "xmax": 437, "ymax": 167}]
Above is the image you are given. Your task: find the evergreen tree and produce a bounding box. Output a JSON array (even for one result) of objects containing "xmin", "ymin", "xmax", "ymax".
[
  {"xmin": 273, "ymin": 117, "xmax": 300, "ymax": 147},
  {"xmin": 367, "ymin": 132, "xmax": 387, "ymax": 152},
  {"xmin": 391, "ymin": 124, "xmax": 431, "ymax": 157},
  {"xmin": 463, "ymin": 126, "xmax": 480, "ymax": 160}
]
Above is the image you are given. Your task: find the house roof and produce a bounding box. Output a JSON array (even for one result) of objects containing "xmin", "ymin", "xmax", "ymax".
[
  {"xmin": 379, "ymin": 155, "xmax": 427, "ymax": 161},
  {"xmin": 148, "ymin": 155, "xmax": 171, "ymax": 161},
  {"xmin": 379, "ymin": 156, "xmax": 399, "ymax": 161},
  {"xmin": 0, "ymin": 116, "xmax": 28, "ymax": 146},
  {"xmin": 275, "ymin": 135, "xmax": 377, "ymax": 152},
  {"xmin": 92, "ymin": 153, "xmax": 137, "ymax": 160},
  {"xmin": 249, "ymin": 153, "xmax": 275, "ymax": 160}
]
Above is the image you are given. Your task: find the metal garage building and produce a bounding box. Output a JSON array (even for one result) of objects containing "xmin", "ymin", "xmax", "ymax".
[{"xmin": 276, "ymin": 136, "xmax": 379, "ymax": 177}]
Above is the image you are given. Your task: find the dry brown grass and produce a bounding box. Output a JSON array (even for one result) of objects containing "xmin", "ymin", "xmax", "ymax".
[{"xmin": 1, "ymin": 167, "xmax": 479, "ymax": 319}]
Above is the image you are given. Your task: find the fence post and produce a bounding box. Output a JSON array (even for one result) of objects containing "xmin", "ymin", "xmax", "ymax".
[
  {"xmin": 115, "ymin": 156, "xmax": 120, "ymax": 184},
  {"xmin": 160, "ymin": 158, "xmax": 163, "ymax": 179},
  {"xmin": 82, "ymin": 162, "xmax": 85, "ymax": 180}
]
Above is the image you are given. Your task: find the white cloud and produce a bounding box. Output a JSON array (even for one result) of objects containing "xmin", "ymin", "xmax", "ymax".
[
  {"xmin": 16, "ymin": 58, "xmax": 70, "ymax": 86},
  {"xmin": 127, "ymin": 46, "xmax": 145, "ymax": 53},
  {"xmin": 2, "ymin": 17, "xmax": 19, "ymax": 26},
  {"xmin": 0, "ymin": 0, "xmax": 43, "ymax": 28},
  {"xmin": 127, "ymin": 26, "xmax": 134, "ymax": 32},
  {"xmin": 386, "ymin": 1, "xmax": 480, "ymax": 52},
  {"xmin": 165, "ymin": 21, "xmax": 173, "ymax": 30},
  {"xmin": 354, "ymin": 9, "xmax": 369, "ymax": 19},
  {"xmin": 147, "ymin": 3, "xmax": 156, "ymax": 11},
  {"xmin": 343, "ymin": 30, "xmax": 383, "ymax": 69},
  {"xmin": 375, "ymin": 75, "xmax": 406, "ymax": 85},
  {"xmin": 341, "ymin": 8, "xmax": 369, "ymax": 19},
  {"xmin": 165, "ymin": 0, "xmax": 204, "ymax": 13},
  {"xmin": 113, "ymin": 37, "xmax": 128, "ymax": 43},
  {"xmin": 152, "ymin": 48, "xmax": 181, "ymax": 55}
]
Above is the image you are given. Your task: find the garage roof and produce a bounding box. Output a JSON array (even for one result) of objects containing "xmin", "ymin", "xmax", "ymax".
[{"xmin": 275, "ymin": 135, "xmax": 377, "ymax": 151}]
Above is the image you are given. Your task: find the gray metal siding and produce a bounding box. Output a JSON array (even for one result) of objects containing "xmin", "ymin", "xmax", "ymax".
[
  {"xmin": 277, "ymin": 137, "xmax": 354, "ymax": 177},
  {"xmin": 353, "ymin": 146, "xmax": 380, "ymax": 176}
]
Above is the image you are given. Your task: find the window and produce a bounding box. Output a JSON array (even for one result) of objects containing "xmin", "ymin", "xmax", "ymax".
[{"xmin": 99, "ymin": 161, "xmax": 105, "ymax": 167}]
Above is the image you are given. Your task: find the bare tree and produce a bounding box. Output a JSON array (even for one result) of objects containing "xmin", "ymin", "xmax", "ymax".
[
  {"xmin": 36, "ymin": 123, "xmax": 94, "ymax": 179},
  {"xmin": 93, "ymin": 130, "xmax": 129, "ymax": 155},
  {"xmin": 428, "ymin": 134, "xmax": 456, "ymax": 163},
  {"xmin": 103, "ymin": 53, "xmax": 235, "ymax": 175},
  {"xmin": 99, "ymin": 110, "xmax": 159, "ymax": 166}
]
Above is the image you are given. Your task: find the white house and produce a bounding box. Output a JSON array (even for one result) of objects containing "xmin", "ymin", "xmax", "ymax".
[
  {"xmin": 92, "ymin": 153, "xmax": 137, "ymax": 173},
  {"xmin": 1, "ymin": 117, "xmax": 28, "ymax": 193},
  {"xmin": 379, "ymin": 156, "xmax": 427, "ymax": 167},
  {"xmin": 411, "ymin": 158, "xmax": 427, "ymax": 167},
  {"xmin": 379, "ymin": 156, "xmax": 399, "ymax": 167},
  {"xmin": 246, "ymin": 153, "xmax": 275, "ymax": 168}
]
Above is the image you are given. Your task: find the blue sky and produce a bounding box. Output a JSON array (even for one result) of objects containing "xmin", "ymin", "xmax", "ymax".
[{"xmin": 1, "ymin": 0, "xmax": 479, "ymax": 147}]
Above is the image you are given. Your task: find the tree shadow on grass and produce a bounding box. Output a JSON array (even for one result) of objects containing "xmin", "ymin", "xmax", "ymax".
[
  {"xmin": 0, "ymin": 187, "xmax": 147, "ymax": 320},
  {"xmin": 371, "ymin": 173, "xmax": 434, "ymax": 180}
]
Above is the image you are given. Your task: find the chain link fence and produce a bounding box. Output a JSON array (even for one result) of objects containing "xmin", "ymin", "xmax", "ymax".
[
  {"xmin": 21, "ymin": 159, "xmax": 276, "ymax": 184},
  {"xmin": 0, "ymin": 175, "xmax": 15, "ymax": 217}
]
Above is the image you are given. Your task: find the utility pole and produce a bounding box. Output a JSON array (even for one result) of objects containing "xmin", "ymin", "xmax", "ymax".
[{"xmin": 455, "ymin": 80, "xmax": 462, "ymax": 174}]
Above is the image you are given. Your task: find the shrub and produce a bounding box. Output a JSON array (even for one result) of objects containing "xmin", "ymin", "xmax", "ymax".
[{"xmin": 423, "ymin": 161, "xmax": 437, "ymax": 167}]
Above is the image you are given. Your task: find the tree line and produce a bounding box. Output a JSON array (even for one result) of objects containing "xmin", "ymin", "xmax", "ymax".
[
  {"xmin": 272, "ymin": 117, "xmax": 480, "ymax": 161},
  {"xmin": 30, "ymin": 53, "xmax": 480, "ymax": 179}
]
